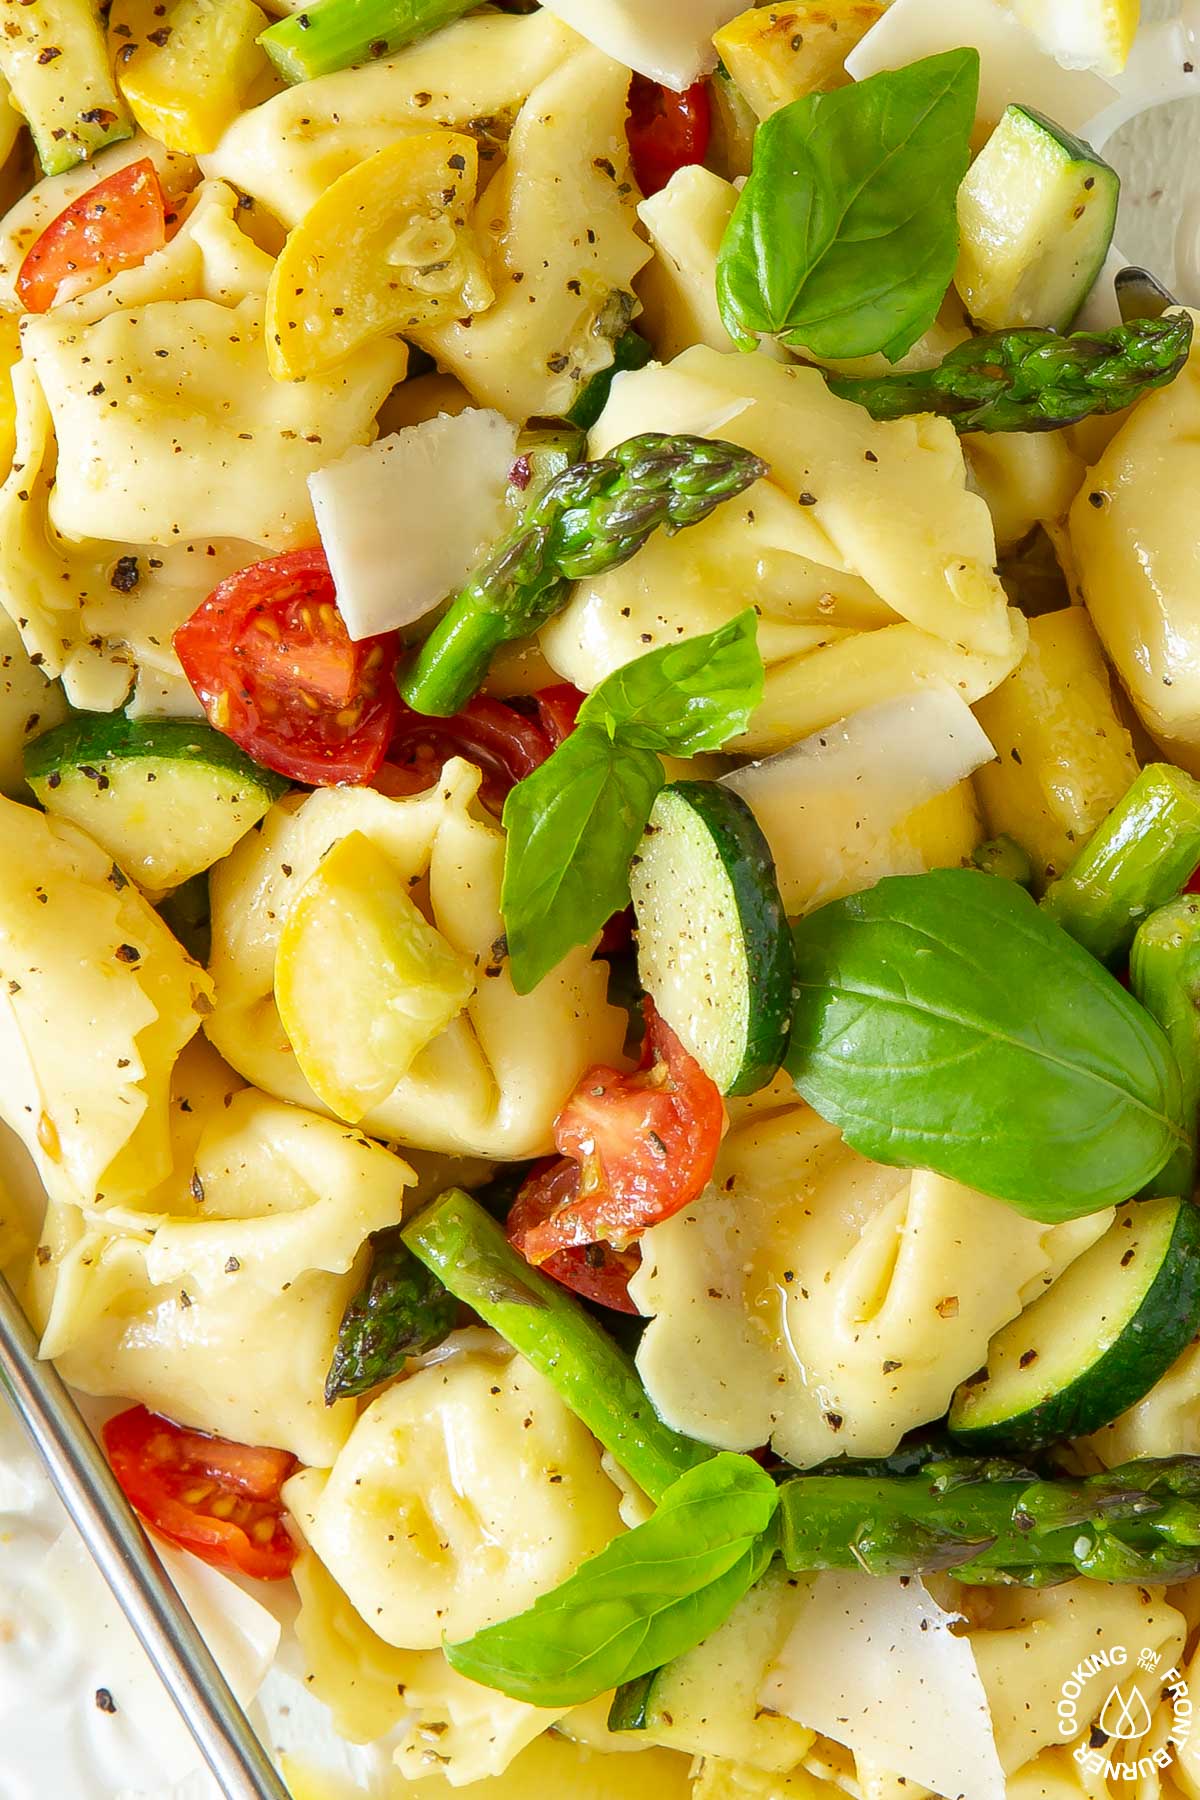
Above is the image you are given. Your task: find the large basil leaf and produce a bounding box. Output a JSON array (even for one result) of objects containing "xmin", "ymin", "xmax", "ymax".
[
  {"xmin": 786, "ymin": 869, "xmax": 1187, "ymax": 1219},
  {"xmin": 445, "ymin": 1453, "xmax": 780, "ymax": 1708},
  {"xmin": 716, "ymin": 50, "xmax": 978, "ymax": 361}
]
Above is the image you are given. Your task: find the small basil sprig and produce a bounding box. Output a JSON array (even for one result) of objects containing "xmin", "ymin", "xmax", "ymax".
[
  {"xmin": 785, "ymin": 868, "xmax": 1188, "ymax": 1220},
  {"xmin": 445, "ymin": 1453, "xmax": 779, "ymax": 1708},
  {"xmin": 501, "ymin": 611, "xmax": 764, "ymax": 992},
  {"xmin": 717, "ymin": 49, "xmax": 978, "ymax": 361}
]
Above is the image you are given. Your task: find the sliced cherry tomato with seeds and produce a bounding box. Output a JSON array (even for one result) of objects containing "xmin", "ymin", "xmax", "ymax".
[
  {"xmin": 533, "ymin": 682, "xmax": 585, "ymax": 749},
  {"xmin": 384, "ymin": 695, "xmax": 554, "ymax": 814},
  {"xmin": 626, "ymin": 76, "xmax": 712, "ymax": 199},
  {"xmin": 174, "ymin": 548, "xmax": 400, "ymax": 786},
  {"xmin": 103, "ymin": 1405, "xmax": 297, "ymax": 1582},
  {"xmin": 521, "ymin": 998, "xmax": 727, "ymax": 1261},
  {"xmin": 17, "ymin": 158, "xmax": 168, "ymax": 314},
  {"xmin": 508, "ymin": 1156, "xmax": 641, "ymax": 1312}
]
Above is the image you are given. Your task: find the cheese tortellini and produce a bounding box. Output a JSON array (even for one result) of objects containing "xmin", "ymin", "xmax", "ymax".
[
  {"xmin": 0, "ymin": 608, "xmax": 65, "ymax": 795},
  {"xmin": 0, "ymin": 136, "xmax": 197, "ymax": 311},
  {"xmin": 206, "ymin": 762, "xmax": 628, "ymax": 1157},
  {"xmin": 291, "ymin": 1544, "xmax": 563, "ymax": 1785},
  {"xmin": 29, "ymin": 1083, "xmax": 412, "ymax": 1463},
  {"xmin": 284, "ymin": 1340, "xmax": 624, "ymax": 1648},
  {"xmin": 203, "ymin": 8, "xmax": 577, "ymax": 229},
  {"xmin": 0, "ymin": 794, "xmax": 209, "ymax": 1209},
  {"xmin": 541, "ymin": 347, "xmax": 1028, "ymax": 751},
  {"xmin": 974, "ymin": 608, "xmax": 1139, "ymax": 889},
  {"xmin": 412, "ymin": 44, "xmax": 651, "ymax": 421},
  {"xmin": 0, "ymin": 176, "xmax": 401, "ymax": 711},
  {"xmin": 1085, "ymin": 1336, "xmax": 1200, "ymax": 1468},
  {"xmin": 630, "ymin": 1082, "xmax": 1112, "ymax": 1466},
  {"xmin": 962, "ymin": 1581, "xmax": 1188, "ymax": 1787},
  {"xmin": 1069, "ymin": 310, "xmax": 1200, "ymax": 773},
  {"xmin": 22, "ymin": 295, "xmax": 404, "ymax": 550}
]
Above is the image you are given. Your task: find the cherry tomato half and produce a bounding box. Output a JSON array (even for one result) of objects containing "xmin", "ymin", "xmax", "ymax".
[
  {"xmin": 508, "ymin": 1156, "xmax": 641, "ymax": 1312},
  {"xmin": 17, "ymin": 158, "xmax": 168, "ymax": 314},
  {"xmin": 382, "ymin": 696, "xmax": 554, "ymax": 814},
  {"xmin": 626, "ymin": 75, "xmax": 712, "ymax": 199},
  {"xmin": 174, "ymin": 549, "xmax": 400, "ymax": 786},
  {"xmin": 103, "ymin": 1405, "xmax": 297, "ymax": 1582},
  {"xmin": 533, "ymin": 683, "xmax": 585, "ymax": 749},
  {"xmin": 521, "ymin": 998, "xmax": 727, "ymax": 1261}
]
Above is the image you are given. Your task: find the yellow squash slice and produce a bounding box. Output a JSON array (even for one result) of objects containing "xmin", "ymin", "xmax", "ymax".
[
  {"xmin": 1010, "ymin": 0, "xmax": 1139, "ymax": 77},
  {"xmin": 274, "ymin": 829, "xmax": 477, "ymax": 1124},
  {"xmin": 265, "ymin": 130, "xmax": 494, "ymax": 382},
  {"xmin": 110, "ymin": 0, "xmax": 269, "ymax": 155},
  {"xmin": 713, "ymin": 3, "xmax": 886, "ymax": 120}
]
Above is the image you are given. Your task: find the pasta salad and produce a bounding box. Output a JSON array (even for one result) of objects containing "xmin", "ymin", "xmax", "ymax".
[{"xmin": 4, "ymin": 1, "xmax": 1200, "ymax": 1797}]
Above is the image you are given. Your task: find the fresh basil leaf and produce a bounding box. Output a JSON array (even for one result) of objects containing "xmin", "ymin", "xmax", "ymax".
[
  {"xmin": 578, "ymin": 610, "xmax": 764, "ymax": 753},
  {"xmin": 786, "ymin": 868, "xmax": 1187, "ymax": 1220},
  {"xmin": 501, "ymin": 616, "xmax": 764, "ymax": 990},
  {"xmin": 716, "ymin": 50, "xmax": 979, "ymax": 360},
  {"xmin": 445, "ymin": 1453, "xmax": 780, "ymax": 1707},
  {"xmin": 501, "ymin": 724, "xmax": 663, "ymax": 994}
]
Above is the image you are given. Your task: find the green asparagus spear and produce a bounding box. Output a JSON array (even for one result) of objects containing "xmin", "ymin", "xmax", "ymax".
[
  {"xmin": 824, "ymin": 314, "xmax": 1193, "ymax": 433},
  {"xmin": 1131, "ymin": 896, "xmax": 1200, "ymax": 1197},
  {"xmin": 259, "ymin": 0, "xmax": 479, "ymax": 85},
  {"xmin": 971, "ymin": 834, "xmax": 1035, "ymax": 887},
  {"xmin": 398, "ymin": 434, "xmax": 768, "ymax": 718},
  {"xmin": 779, "ymin": 1455, "xmax": 1200, "ymax": 1585},
  {"xmin": 401, "ymin": 1189, "xmax": 714, "ymax": 1501},
  {"xmin": 1041, "ymin": 764, "xmax": 1200, "ymax": 964},
  {"xmin": 324, "ymin": 1225, "xmax": 458, "ymax": 1403}
]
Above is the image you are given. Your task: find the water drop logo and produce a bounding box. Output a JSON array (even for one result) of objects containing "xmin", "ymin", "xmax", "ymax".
[
  {"xmin": 1057, "ymin": 1642, "xmax": 1193, "ymax": 1782},
  {"xmin": 1098, "ymin": 1682, "xmax": 1154, "ymax": 1742}
]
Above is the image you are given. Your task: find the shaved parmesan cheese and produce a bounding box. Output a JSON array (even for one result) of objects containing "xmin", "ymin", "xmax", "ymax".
[
  {"xmin": 309, "ymin": 408, "xmax": 517, "ymax": 642},
  {"xmin": 763, "ymin": 1572, "xmax": 1005, "ymax": 1800},
  {"xmin": 720, "ymin": 690, "xmax": 995, "ymax": 913},
  {"xmin": 845, "ymin": 0, "xmax": 1116, "ymax": 136},
  {"xmin": 539, "ymin": 0, "xmax": 742, "ymax": 89}
]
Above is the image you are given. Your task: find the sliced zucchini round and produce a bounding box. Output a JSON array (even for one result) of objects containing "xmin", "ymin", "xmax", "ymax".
[
  {"xmin": 955, "ymin": 104, "xmax": 1120, "ymax": 332},
  {"xmin": 949, "ymin": 1196, "xmax": 1200, "ymax": 1453},
  {"xmin": 630, "ymin": 780, "xmax": 793, "ymax": 1096},
  {"xmin": 25, "ymin": 713, "xmax": 287, "ymax": 897}
]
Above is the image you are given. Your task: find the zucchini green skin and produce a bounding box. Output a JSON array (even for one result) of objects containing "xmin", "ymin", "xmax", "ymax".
[
  {"xmin": 956, "ymin": 103, "xmax": 1119, "ymax": 334},
  {"xmin": 607, "ymin": 1671, "xmax": 656, "ymax": 1733},
  {"xmin": 0, "ymin": 0, "xmax": 132, "ymax": 176},
  {"xmin": 949, "ymin": 1197, "xmax": 1200, "ymax": 1453},
  {"xmin": 1011, "ymin": 107, "xmax": 1118, "ymax": 331},
  {"xmin": 24, "ymin": 714, "xmax": 288, "ymax": 796},
  {"xmin": 632, "ymin": 781, "xmax": 794, "ymax": 1096}
]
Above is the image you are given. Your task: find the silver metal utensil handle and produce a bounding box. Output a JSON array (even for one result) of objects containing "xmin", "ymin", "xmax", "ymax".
[{"xmin": 0, "ymin": 1269, "xmax": 293, "ymax": 1800}]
